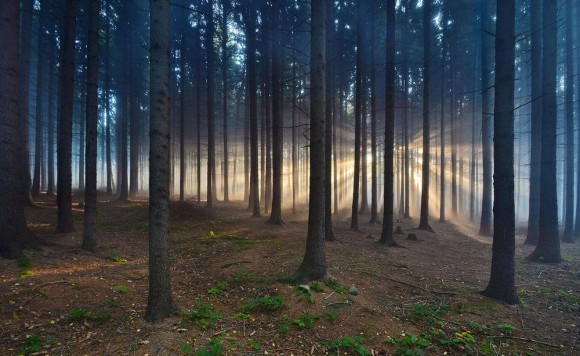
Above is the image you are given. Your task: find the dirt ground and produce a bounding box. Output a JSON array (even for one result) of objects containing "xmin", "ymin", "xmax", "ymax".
[{"xmin": 1, "ymin": 193, "xmax": 579, "ymax": 355}]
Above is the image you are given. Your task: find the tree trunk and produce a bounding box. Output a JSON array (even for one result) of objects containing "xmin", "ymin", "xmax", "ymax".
[
  {"xmin": 351, "ymin": 0, "xmax": 365, "ymax": 231},
  {"xmin": 268, "ymin": 0, "xmax": 283, "ymax": 225},
  {"xmin": 324, "ymin": 0, "xmax": 335, "ymax": 238},
  {"xmin": 439, "ymin": 12, "xmax": 447, "ymax": 223},
  {"xmin": 418, "ymin": 0, "xmax": 433, "ymax": 232},
  {"xmin": 56, "ymin": 0, "xmax": 78, "ymax": 233},
  {"xmin": 78, "ymin": 75, "xmax": 86, "ymax": 192},
  {"xmin": 575, "ymin": 0, "xmax": 580, "ymax": 237},
  {"xmin": 482, "ymin": 0, "xmax": 519, "ymax": 305},
  {"xmin": 369, "ymin": 0, "xmax": 379, "ymax": 225},
  {"xmin": 562, "ymin": 0, "xmax": 575, "ymax": 243},
  {"xmin": 47, "ymin": 30, "xmax": 57, "ymax": 197},
  {"xmin": 380, "ymin": 0, "xmax": 396, "ymax": 246},
  {"xmin": 222, "ymin": 1, "xmax": 230, "ymax": 203},
  {"xmin": 528, "ymin": 0, "xmax": 562, "ymax": 263},
  {"xmin": 403, "ymin": 0, "xmax": 410, "ymax": 219},
  {"xmin": 206, "ymin": 0, "xmax": 216, "ymax": 215},
  {"xmin": 105, "ymin": 17, "xmax": 113, "ymax": 196},
  {"xmin": 297, "ymin": 0, "xmax": 326, "ymax": 281},
  {"xmin": 179, "ymin": 29, "xmax": 186, "ymax": 202},
  {"xmin": 146, "ymin": 0, "xmax": 176, "ymax": 322},
  {"xmin": 19, "ymin": 0, "xmax": 34, "ymax": 206},
  {"xmin": 196, "ymin": 13, "xmax": 202, "ymax": 202},
  {"xmin": 82, "ymin": 0, "xmax": 100, "ymax": 251},
  {"xmin": 479, "ymin": 0, "xmax": 493, "ymax": 236}
]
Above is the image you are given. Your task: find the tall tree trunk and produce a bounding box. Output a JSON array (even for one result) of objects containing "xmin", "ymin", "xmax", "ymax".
[
  {"xmin": 575, "ymin": 0, "xmax": 580, "ymax": 236},
  {"xmin": 32, "ymin": 2, "xmax": 48, "ymax": 198},
  {"xmin": 78, "ymin": 75, "xmax": 86, "ymax": 192},
  {"xmin": 222, "ymin": 0, "xmax": 230, "ymax": 202},
  {"xmin": 82, "ymin": 0, "xmax": 100, "ymax": 251},
  {"xmin": 418, "ymin": 0, "xmax": 433, "ymax": 231},
  {"xmin": 129, "ymin": 30, "xmax": 139, "ymax": 198},
  {"xmin": 380, "ymin": 0, "xmax": 396, "ymax": 246},
  {"xmin": 179, "ymin": 29, "xmax": 186, "ymax": 202},
  {"xmin": 118, "ymin": 12, "xmax": 129, "ymax": 201},
  {"xmin": 479, "ymin": 0, "xmax": 493, "ymax": 236},
  {"xmin": 196, "ymin": 14, "xmax": 202, "ymax": 202},
  {"xmin": 450, "ymin": 57, "xmax": 458, "ymax": 218},
  {"xmin": 56, "ymin": 0, "xmax": 78, "ymax": 233},
  {"xmin": 268, "ymin": 0, "xmax": 283, "ymax": 225},
  {"xmin": 297, "ymin": 0, "xmax": 326, "ymax": 281},
  {"xmin": 207, "ymin": 0, "xmax": 216, "ymax": 214},
  {"xmin": 562, "ymin": 0, "xmax": 575, "ymax": 243},
  {"xmin": 105, "ymin": 16, "xmax": 113, "ymax": 196},
  {"xmin": 324, "ymin": 0, "xmax": 335, "ymax": 237},
  {"xmin": 351, "ymin": 0, "xmax": 365, "ymax": 231},
  {"xmin": 403, "ymin": 0, "xmax": 410, "ymax": 219},
  {"xmin": 244, "ymin": 3, "xmax": 260, "ymax": 217},
  {"xmin": 292, "ymin": 43, "xmax": 297, "ymax": 214},
  {"xmin": 369, "ymin": 0, "xmax": 379, "ymax": 224},
  {"xmin": 528, "ymin": 0, "xmax": 562, "ymax": 262},
  {"xmin": 0, "ymin": 0, "xmax": 35, "ymax": 259},
  {"xmin": 146, "ymin": 0, "xmax": 176, "ymax": 322},
  {"xmin": 439, "ymin": 13, "xmax": 447, "ymax": 223},
  {"xmin": 47, "ymin": 29, "xmax": 57, "ymax": 197},
  {"xmin": 525, "ymin": 0, "xmax": 542, "ymax": 244},
  {"xmin": 19, "ymin": 0, "xmax": 34, "ymax": 206},
  {"xmin": 482, "ymin": 0, "xmax": 519, "ymax": 304}
]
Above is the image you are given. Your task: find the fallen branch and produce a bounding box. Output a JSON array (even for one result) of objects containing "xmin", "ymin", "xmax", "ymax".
[
  {"xmin": 31, "ymin": 280, "xmax": 73, "ymax": 291},
  {"xmin": 356, "ymin": 269, "xmax": 459, "ymax": 296},
  {"xmin": 324, "ymin": 301, "xmax": 350, "ymax": 308},
  {"xmin": 489, "ymin": 335, "xmax": 561, "ymax": 349}
]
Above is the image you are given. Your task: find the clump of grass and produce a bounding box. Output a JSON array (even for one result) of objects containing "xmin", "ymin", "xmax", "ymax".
[
  {"xmin": 324, "ymin": 279, "xmax": 348, "ymax": 294},
  {"xmin": 292, "ymin": 315, "xmax": 317, "ymax": 329},
  {"xmin": 243, "ymin": 296, "xmax": 286, "ymax": 312},
  {"xmin": 112, "ymin": 285, "xmax": 130, "ymax": 294},
  {"xmin": 182, "ymin": 303, "xmax": 223, "ymax": 330},
  {"xmin": 322, "ymin": 336, "xmax": 371, "ymax": 355},
  {"xmin": 17, "ymin": 257, "xmax": 33, "ymax": 279},
  {"xmin": 18, "ymin": 334, "xmax": 56, "ymax": 356},
  {"xmin": 208, "ymin": 281, "xmax": 230, "ymax": 295},
  {"xmin": 69, "ymin": 309, "xmax": 111, "ymax": 323}
]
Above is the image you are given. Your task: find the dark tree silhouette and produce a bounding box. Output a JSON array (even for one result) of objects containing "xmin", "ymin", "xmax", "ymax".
[
  {"xmin": 528, "ymin": 0, "xmax": 562, "ymax": 263},
  {"xmin": 56, "ymin": 0, "xmax": 78, "ymax": 233},
  {"xmin": 418, "ymin": 0, "xmax": 433, "ymax": 232},
  {"xmin": 222, "ymin": 0, "xmax": 230, "ymax": 203},
  {"xmin": 19, "ymin": 0, "xmax": 34, "ymax": 206},
  {"xmin": 82, "ymin": 0, "xmax": 100, "ymax": 251},
  {"xmin": 380, "ymin": 0, "xmax": 397, "ymax": 246},
  {"xmin": 482, "ymin": 0, "xmax": 519, "ymax": 305},
  {"xmin": 146, "ymin": 0, "xmax": 176, "ymax": 322},
  {"xmin": 324, "ymin": 0, "xmax": 336, "ymax": 239},
  {"xmin": 297, "ymin": 0, "xmax": 326, "ymax": 281},
  {"xmin": 207, "ymin": 0, "xmax": 216, "ymax": 214}
]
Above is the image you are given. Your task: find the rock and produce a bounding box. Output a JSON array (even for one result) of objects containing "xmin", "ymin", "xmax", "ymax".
[
  {"xmin": 395, "ymin": 226, "xmax": 404, "ymax": 234},
  {"xmin": 406, "ymin": 233, "xmax": 418, "ymax": 241},
  {"xmin": 349, "ymin": 285, "xmax": 358, "ymax": 296}
]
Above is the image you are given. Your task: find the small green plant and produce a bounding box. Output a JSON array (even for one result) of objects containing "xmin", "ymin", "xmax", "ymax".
[
  {"xmin": 323, "ymin": 307, "xmax": 339, "ymax": 321},
  {"xmin": 18, "ymin": 334, "xmax": 56, "ymax": 355},
  {"xmin": 109, "ymin": 249, "xmax": 127, "ymax": 263},
  {"xmin": 247, "ymin": 338, "xmax": 261, "ymax": 350},
  {"xmin": 232, "ymin": 312, "xmax": 249, "ymax": 319},
  {"xmin": 386, "ymin": 334, "xmax": 430, "ymax": 356},
  {"xmin": 497, "ymin": 323, "xmax": 515, "ymax": 335},
  {"xmin": 181, "ymin": 338, "xmax": 223, "ymax": 355},
  {"xmin": 106, "ymin": 299, "xmax": 120, "ymax": 308},
  {"xmin": 208, "ymin": 281, "xmax": 230, "ymax": 295},
  {"xmin": 69, "ymin": 309, "xmax": 111, "ymax": 323},
  {"xmin": 183, "ymin": 303, "xmax": 223, "ymax": 330},
  {"xmin": 468, "ymin": 322, "xmax": 491, "ymax": 333},
  {"xmin": 231, "ymin": 268, "xmax": 249, "ymax": 279},
  {"xmin": 322, "ymin": 336, "xmax": 371, "ymax": 356},
  {"xmin": 293, "ymin": 315, "xmax": 317, "ymax": 329},
  {"xmin": 243, "ymin": 296, "xmax": 286, "ymax": 312},
  {"xmin": 112, "ymin": 285, "xmax": 130, "ymax": 294},
  {"xmin": 294, "ymin": 285, "xmax": 315, "ymax": 303},
  {"xmin": 438, "ymin": 331, "xmax": 475, "ymax": 352},
  {"xmin": 324, "ymin": 279, "xmax": 348, "ymax": 294},
  {"xmin": 278, "ymin": 322, "xmax": 291, "ymax": 335},
  {"xmin": 408, "ymin": 302, "xmax": 448, "ymax": 325},
  {"xmin": 17, "ymin": 257, "xmax": 33, "ymax": 279}
]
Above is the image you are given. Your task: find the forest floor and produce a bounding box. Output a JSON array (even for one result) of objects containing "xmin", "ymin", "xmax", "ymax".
[{"xmin": 1, "ymin": 194, "xmax": 579, "ymax": 356}]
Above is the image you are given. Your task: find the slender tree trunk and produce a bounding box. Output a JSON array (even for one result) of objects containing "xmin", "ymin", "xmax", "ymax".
[
  {"xmin": 196, "ymin": 15, "xmax": 202, "ymax": 202},
  {"xmin": 32, "ymin": 3, "xmax": 48, "ymax": 198},
  {"xmin": 222, "ymin": 1, "xmax": 230, "ymax": 202},
  {"xmin": 292, "ymin": 45, "xmax": 297, "ymax": 214},
  {"xmin": 82, "ymin": 0, "xmax": 100, "ymax": 251},
  {"xmin": 146, "ymin": 0, "xmax": 176, "ymax": 322},
  {"xmin": 47, "ymin": 31, "xmax": 57, "ymax": 197},
  {"xmin": 78, "ymin": 75, "xmax": 86, "ymax": 192},
  {"xmin": 56, "ymin": 0, "xmax": 78, "ymax": 233},
  {"xmin": 324, "ymin": 0, "xmax": 335, "ymax": 237},
  {"xmin": 482, "ymin": 0, "xmax": 519, "ymax": 304},
  {"xmin": 450, "ymin": 57, "xmax": 458, "ymax": 218},
  {"xmin": 19, "ymin": 0, "xmax": 34, "ymax": 206},
  {"xmin": 369, "ymin": 1, "xmax": 379, "ymax": 224},
  {"xmin": 297, "ymin": 0, "xmax": 326, "ymax": 281},
  {"xmin": 268, "ymin": 0, "xmax": 283, "ymax": 225},
  {"xmin": 179, "ymin": 30, "xmax": 186, "ymax": 202},
  {"xmin": 351, "ymin": 0, "xmax": 365, "ymax": 231},
  {"xmin": 206, "ymin": 0, "xmax": 216, "ymax": 214},
  {"xmin": 105, "ymin": 17, "xmax": 113, "ymax": 196},
  {"xmin": 380, "ymin": 0, "xmax": 397, "ymax": 245},
  {"xmin": 418, "ymin": 0, "xmax": 433, "ymax": 232},
  {"xmin": 439, "ymin": 15, "xmax": 446, "ymax": 223},
  {"xmin": 403, "ymin": 0, "xmax": 410, "ymax": 219},
  {"xmin": 562, "ymin": 0, "xmax": 575, "ymax": 243},
  {"xmin": 528, "ymin": 0, "xmax": 562, "ymax": 262},
  {"xmin": 360, "ymin": 85, "xmax": 369, "ymax": 215},
  {"xmin": 575, "ymin": 0, "xmax": 580, "ymax": 236},
  {"xmin": 479, "ymin": 0, "xmax": 493, "ymax": 236}
]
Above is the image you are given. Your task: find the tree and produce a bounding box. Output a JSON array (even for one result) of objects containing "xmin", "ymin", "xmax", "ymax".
[
  {"xmin": 207, "ymin": 0, "xmax": 216, "ymax": 214},
  {"xmin": 439, "ymin": 4, "xmax": 447, "ymax": 223},
  {"xmin": 146, "ymin": 0, "xmax": 177, "ymax": 322},
  {"xmin": 418, "ymin": 0, "xmax": 433, "ymax": 232},
  {"xmin": 481, "ymin": 0, "xmax": 519, "ymax": 305},
  {"xmin": 179, "ymin": 8, "xmax": 187, "ymax": 202},
  {"xmin": 105, "ymin": 12, "xmax": 113, "ymax": 196},
  {"xmin": 479, "ymin": 0, "xmax": 493, "ymax": 236},
  {"xmin": 222, "ymin": 0, "xmax": 230, "ymax": 203},
  {"xmin": 296, "ymin": 0, "xmax": 326, "ymax": 281},
  {"xmin": 324, "ymin": 0, "xmax": 336, "ymax": 239},
  {"xmin": 562, "ymin": 0, "xmax": 575, "ymax": 243},
  {"xmin": 56, "ymin": 0, "xmax": 78, "ymax": 233},
  {"xmin": 369, "ymin": 0, "xmax": 379, "ymax": 225},
  {"xmin": 268, "ymin": 0, "xmax": 283, "ymax": 225},
  {"xmin": 380, "ymin": 0, "xmax": 397, "ymax": 246},
  {"xmin": 19, "ymin": 0, "xmax": 34, "ymax": 206},
  {"xmin": 525, "ymin": 0, "xmax": 541, "ymax": 245},
  {"xmin": 528, "ymin": 0, "xmax": 562, "ymax": 263},
  {"xmin": 350, "ymin": 0, "xmax": 365, "ymax": 231},
  {"xmin": 0, "ymin": 0, "xmax": 35, "ymax": 259},
  {"xmin": 82, "ymin": 0, "xmax": 100, "ymax": 251}
]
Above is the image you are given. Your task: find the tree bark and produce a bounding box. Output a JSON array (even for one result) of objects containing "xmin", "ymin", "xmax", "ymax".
[
  {"xmin": 207, "ymin": 0, "xmax": 216, "ymax": 215},
  {"xmin": 19, "ymin": 0, "xmax": 34, "ymax": 206},
  {"xmin": 222, "ymin": 0, "xmax": 230, "ymax": 203},
  {"xmin": 324, "ymin": 0, "xmax": 335, "ymax": 238},
  {"xmin": 146, "ymin": 0, "xmax": 176, "ymax": 322},
  {"xmin": 297, "ymin": 0, "xmax": 326, "ymax": 281},
  {"xmin": 528, "ymin": 0, "xmax": 562, "ymax": 263},
  {"xmin": 418, "ymin": 0, "xmax": 433, "ymax": 232},
  {"xmin": 482, "ymin": 0, "xmax": 519, "ymax": 305},
  {"xmin": 56, "ymin": 0, "xmax": 78, "ymax": 233},
  {"xmin": 82, "ymin": 0, "xmax": 100, "ymax": 251},
  {"xmin": 369, "ymin": 0, "xmax": 379, "ymax": 225}
]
